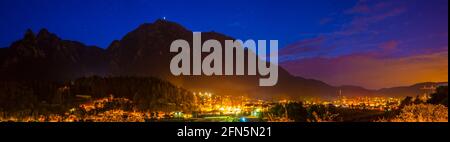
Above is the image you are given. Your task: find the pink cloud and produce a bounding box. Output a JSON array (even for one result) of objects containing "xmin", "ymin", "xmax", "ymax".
[
  {"xmin": 345, "ymin": 0, "xmax": 371, "ymax": 14},
  {"xmin": 370, "ymin": 7, "xmax": 407, "ymax": 21},
  {"xmin": 279, "ymin": 36, "xmax": 325, "ymax": 56},
  {"xmin": 281, "ymin": 51, "xmax": 448, "ymax": 89},
  {"xmin": 379, "ymin": 40, "xmax": 399, "ymax": 51},
  {"xmin": 347, "ymin": 4, "xmax": 371, "ymax": 14},
  {"xmin": 374, "ymin": 1, "xmax": 391, "ymax": 9},
  {"xmin": 337, "ymin": 1, "xmax": 407, "ymax": 36}
]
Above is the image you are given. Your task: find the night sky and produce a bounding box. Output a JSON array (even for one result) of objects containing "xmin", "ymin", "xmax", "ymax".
[{"xmin": 0, "ymin": 0, "xmax": 448, "ymax": 89}]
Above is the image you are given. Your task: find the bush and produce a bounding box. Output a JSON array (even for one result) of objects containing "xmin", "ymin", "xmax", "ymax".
[{"xmin": 380, "ymin": 104, "xmax": 448, "ymax": 122}]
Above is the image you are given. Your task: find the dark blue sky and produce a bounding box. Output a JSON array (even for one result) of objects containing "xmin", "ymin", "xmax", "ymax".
[
  {"xmin": 0, "ymin": 0, "xmax": 448, "ymax": 88},
  {"xmin": 1, "ymin": 0, "xmax": 355, "ymax": 48}
]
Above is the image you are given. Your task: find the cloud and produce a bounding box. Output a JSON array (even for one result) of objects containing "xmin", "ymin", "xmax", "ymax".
[
  {"xmin": 345, "ymin": 0, "xmax": 371, "ymax": 14},
  {"xmin": 279, "ymin": 0, "xmax": 447, "ymax": 89},
  {"xmin": 319, "ymin": 17, "xmax": 333, "ymax": 25},
  {"xmin": 279, "ymin": 36, "xmax": 325, "ymax": 55},
  {"xmin": 379, "ymin": 40, "xmax": 399, "ymax": 51},
  {"xmin": 286, "ymin": 1, "xmax": 409, "ymax": 58},
  {"xmin": 281, "ymin": 50, "xmax": 448, "ymax": 89},
  {"xmin": 337, "ymin": 1, "xmax": 407, "ymax": 36},
  {"xmin": 278, "ymin": 36, "xmax": 336, "ymax": 62},
  {"xmin": 365, "ymin": 6, "xmax": 406, "ymax": 22}
]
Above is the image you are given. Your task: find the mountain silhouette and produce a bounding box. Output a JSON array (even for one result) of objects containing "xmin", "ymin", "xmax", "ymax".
[
  {"xmin": 0, "ymin": 19, "xmax": 444, "ymax": 99},
  {"xmin": 0, "ymin": 29, "xmax": 109, "ymax": 81}
]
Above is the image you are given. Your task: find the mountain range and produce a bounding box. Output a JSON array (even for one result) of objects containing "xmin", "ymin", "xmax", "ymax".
[{"xmin": 0, "ymin": 19, "xmax": 445, "ymax": 99}]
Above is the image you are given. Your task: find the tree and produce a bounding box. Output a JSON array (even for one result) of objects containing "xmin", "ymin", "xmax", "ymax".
[
  {"xmin": 307, "ymin": 104, "xmax": 338, "ymax": 122},
  {"xmin": 268, "ymin": 102, "xmax": 308, "ymax": 122},
  {"xmin": 386, "ymin": 104, "xmax": 448, "ymax": 122},
  {"xmin": 286, "ymin": 102, "xmax": 308, "ymax": 122},
  {"xmin": 399, "ymin": 96, "xmax": 413, "ymax": 108},
  {"xmin": 428, "ymin": 86, "xmax": 448, "ymax": 107}
]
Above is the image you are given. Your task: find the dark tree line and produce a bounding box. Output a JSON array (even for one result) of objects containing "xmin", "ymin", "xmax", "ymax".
[
  {"xmin": 428, "ymin": 86, "xmax": 448, "ymax": 107},
  {"xmin": 0, "ymin": 76, "xmax": 196, "ymax": 114},
  {"xmin": 0, "ymin": 81, "xmax": 62, "ymax": 113},
  {"xmin": 72, "ymin": 76, "xmax": 195, "ymax": 112},
  {"xmin": 269, "ymin": 102, "xmax": 308, "ymax": 122},
  {"xmin": 0, "ymin": 82, "xmax": 38, "ymax": 112},
  {"xmin": 399, "ymin": 86, "xmax": 448, "ymax": 108}
]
